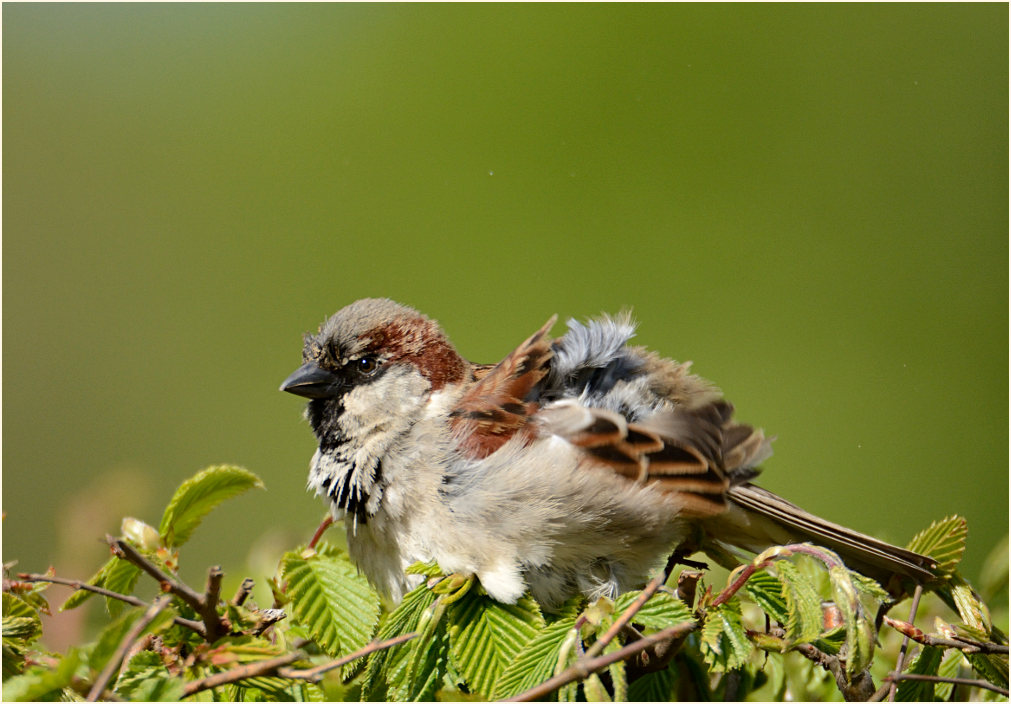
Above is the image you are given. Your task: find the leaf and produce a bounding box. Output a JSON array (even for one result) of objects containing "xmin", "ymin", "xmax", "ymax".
[
  {"xmin": 280, "ymin": 543, "xmax": 381, "ymax": 663},
  {"xmin": 626, "ymin": 664, "xmax": 677, "ymax": 701},
  {"xmin": 2, "ymin": 594, "xmax": 41, "ymax": 645},
  {"xmin": 61, "ymin": 555, "xmax": 141, "ymax": 614},
  {"xmin": 700, "ymin": 600, "xmax": 751, "ymax": 672},
  {"xmin": 448, "ymin": 591, "xmax": 544, "ymax": 697},
  {"xmin": 493, "ymin": 617, "xmax": 577, "ymax": 699},
  {"xmin": 613, "ymin": 590, "xmax": 694, "ymax": 632},
  {"xmin": 604, "ymin": 638, "xmax": 627, "ymax": 703},
  {"xmin": 401, "ymin": 603, "xmax": 451, "ymax": 701},
  {"xmin": 957, "ymin": 625, "xmax": 1009, "ymax": 689},
  {"xmin": 905, "ymin": 515, "xmax": 966, "ymax": 575},
  {"xmin": 846, "ymin": 569, "xmax": 890, "ymax": 602},
  {"xmin": 829, "ymin": 566, "xmax": 875, "ymax": 677},
  {"xmin": 159, "ymin": 465, "xmax": 264, "ymax": 548},
  {"xmin": 406, "ymin": 561, "xmax": 444, "ymax": 577},
  {"xmin": 949, "ymin": 577, "xmax": 991, "ymax": 634},
  {"xmin": 362, "ymin": 580, "xmax": 437, "ymax": 700},
  {"xmin": 115, "ymin": 650, "xmax": 185, "ymax": 701},
  {"xmin": 895, "ymin": 646, "xmax": 943, "ymax": 701},
  {"xmin": 2, "ymin": 650, "xmax": 80, "ymax": 702},
  {"xmin": 934, "ymin": 649, "xmax": 963, "ymax": 701},
  {"xmin": 743, "ymin": 569, "xmax": 788, "ymax": 624},
  {"xmin": 775, "ymin": 561, "xmax": 822, "ymax": 645},
  {"xmin": 88, "ymin": 608, "xmax": 142, "ymax": 675}
]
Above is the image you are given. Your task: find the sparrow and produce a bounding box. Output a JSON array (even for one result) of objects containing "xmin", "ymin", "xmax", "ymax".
[{"xmin": 281, "ymin": 298, "xmax": 936, "ymax": 607}]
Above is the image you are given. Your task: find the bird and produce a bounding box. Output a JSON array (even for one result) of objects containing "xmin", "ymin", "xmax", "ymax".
[{"xmin": 280, "ymin": 298, "xmax": 936, "ymax": 608}]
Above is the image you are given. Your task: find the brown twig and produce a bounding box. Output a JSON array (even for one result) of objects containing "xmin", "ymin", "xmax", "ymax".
[
  {"xmin": 884, "ymin": 672, "xmax": 1009, "ymax": 697},
  {"xmin": 887, "ymin": 583, "xmax": 922, "ymax": 702},
  {"xmin": 711, "ymin": 543, "xmax": 843, "ymax": 609},
  {"xmin": 17, "ymin": 572, "xmax": 205, "ymax": 636},
  {"xmin": 882, "ymin": 615, "xmax": 1009, "ymax": 655},
  {"xmin": 106, "ymin": 537, "xmax": 204, "ymax": 613},
  {"xmin": 182, "ymin": 651, "xmax": 306, "ymax": 697},
  {"xmin": 107, "ymin": 536, "xmax": 230, "ymax": 641},
  {"xmin": 202, "ymin": 566, "xmax": 225, "ymax": 641},
  {"xmin": 582, "ymin": 573, "xmax": 665, "ymax": 660},
  {"xmin": 503, "ymin": 621, "xmax": 700, "ymax": 702},
  {"xmin": 278, "ymin": 632, "xmax": 419, "ymax": 682},
  {"xmin": 87, "ymin": 595, "xmax": 171, "ymax": 701}
]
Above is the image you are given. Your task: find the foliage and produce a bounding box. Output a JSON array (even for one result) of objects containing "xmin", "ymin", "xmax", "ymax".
[{"xmin": 3, "ymin": 467, "xmax": 1008, "ymax": 701}]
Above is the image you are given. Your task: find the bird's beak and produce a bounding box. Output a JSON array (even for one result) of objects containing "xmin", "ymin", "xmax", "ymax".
[{"xmin": 280, "ymin": 362, "xmax": 342, "ymax": 399}]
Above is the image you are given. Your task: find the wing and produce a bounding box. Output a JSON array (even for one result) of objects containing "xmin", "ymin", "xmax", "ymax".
[
  {"xmin": 449, "ymin": 315, "xmax": 558, "ymax": 459},
  {"xmin": 538, "ymin": 399, "xmax": 771, "ymax": 518}
]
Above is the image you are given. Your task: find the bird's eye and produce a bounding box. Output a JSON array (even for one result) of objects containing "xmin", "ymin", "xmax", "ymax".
[{"xmin": 355, "ymin": 356, "xmax": 379, "ymax": 376}]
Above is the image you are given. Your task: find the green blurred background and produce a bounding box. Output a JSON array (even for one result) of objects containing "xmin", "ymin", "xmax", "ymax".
[{"xmin": 3, "ymin": 3, "xmax": 1007, "ymax": 617}]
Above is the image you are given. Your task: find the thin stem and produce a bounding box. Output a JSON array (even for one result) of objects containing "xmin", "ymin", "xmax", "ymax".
[
  {"xmin": 278, "ymin": 632, "xmax": 419, "ymax": 682},
  {"xmin": 87, "ymin": 596, "xmax": 171, "ymax": 701},
  {"xmin": 888, "ymin": 584, "xmax": 922, "ymax": 702},
  {"xmin": 583, "ymin": 573, "xmax": 665, "ymax": 660},
  {"xmin": 503, "ymin": 621, "xmax": 700, "ymax": 702},
  {"xmin": 17, "ymin": 572, "xmax": 205, "ymax": 636}
]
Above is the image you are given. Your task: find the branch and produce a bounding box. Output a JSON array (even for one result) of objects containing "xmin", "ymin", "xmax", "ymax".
[
  {"xmin": 884, "ymin": 672, "xmax": 1009, "ymax": 698},
  {"xmin": 887, "ymin": 583, "xmax": 922, "ymax": 702},
  {"xmin": 17, "ymin": 572, "xmax": 205, "ymax": 636},
  {"xmin": 182, "ymin": 651, "xmax": 306, "ymax": 697},
  {"xmin": 202, "ymin": 566, "xmax": 225, "ymax": 641},
  {"xmin": 503, "ymin": 621, "xmax": 700, "ymax": 702},
  {"xmin": 278, "ymin": 632, "xmax": 419, "ymax": 682},
  {"xmin": 87, "ymin": 595, "xmax": 171, "ymax": 701},
  {"xmin": 712, "ymin": 543, "xmax": 843, "ymax": 608},
  {"xmin": 883, "ymin": 615, "xmax": 1010, "ymax": 655},
  {"xmin": 583, "ymin": 572, "xmax": 665, "ymax": 660},
  {"xmin": 106, "ymin": 537, "xmax": 204, "ymax": 613},
  {"xmin": 107, "ymin": 537, "xmax": 228, "ymax": 641}
]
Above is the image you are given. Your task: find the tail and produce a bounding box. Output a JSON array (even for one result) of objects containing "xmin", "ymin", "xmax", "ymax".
[{"xmin": 710, "ymin": 482, "xmax": 938, "ymax": 584}]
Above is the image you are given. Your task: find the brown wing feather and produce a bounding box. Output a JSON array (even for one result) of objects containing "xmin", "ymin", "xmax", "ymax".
[
  {"xmin": 450, "ymin": 316, "xmax": 557, "ymax": 459},
  {"xmin": 540, "ymin": 399, "xmax": 771, "ymax": 518}
]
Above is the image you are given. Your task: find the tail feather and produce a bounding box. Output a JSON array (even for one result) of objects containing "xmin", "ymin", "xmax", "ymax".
[{"xmin": 723, "ymin": 483, "xmax": 938, "ymax": 582}]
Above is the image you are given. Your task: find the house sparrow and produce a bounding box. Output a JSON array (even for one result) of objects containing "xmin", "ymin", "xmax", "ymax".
[{"xmin": 281, "ymin": 298, "xmax": 935, "ymax": 607}]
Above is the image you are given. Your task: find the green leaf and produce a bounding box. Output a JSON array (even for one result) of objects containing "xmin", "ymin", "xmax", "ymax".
[
  {"xmin": 159, "ymin": 465, "xmax": 264, "ymax": 548},
  {"xmin": 934, "ymin": 649, "xmax": 963, "ymax": 701},
  {"xmin": 493, "ymin": 617, "xmax": 577, "ymax": 699},
  {"xmin": 613, "ymin": 590, "xmax": 694, "ymax": 632},
  {"xmin": 88, "ymin": 608, "xmax": 142, "ymax": 675},
  {"xmin": 829, "ymin": 566, "xmax": 874, "ymax": 677},
  {"xmin": 583, "ymin": 672, "xmax": 611, "ymax": 702},
  {"xmin": 61, "ymin": 555, "xmax": 140, "ymax": 613},
  {"xmin": 604, "ymin": 638, "xmax": 627, "ymax": 703},
  {"xmin": 626, "ymin": 664, "xmax": 677, "ymax": 701},
  {"xmin": 2, "ymin": 650, "xmax": 80, "ymax": 702},
  {"xmin": 362, "ymin": 580, "xmax": 437, "ymax": 700},
  {"xmin": 775, "ymin": 561, "xmax": 822, "ymax": 645},
  {"xmin": 115, "ymin": 650, "xmax": 185, "ymax": 701},
  {"xmin": 957, "ymin": 625, "xmax": 1009, "ymax": 689},
  {"xmin": 448, "ymin": 591, "xmax": 544, "ymax": 697},
  {"xmin": 2, "ymin": 594, "xmax": 41, "ymax": 645},
  {"xmin": 743, "ymin": 569, "xmax": 788, "ymax": 624},
  {"xmin": 406, "ymin": 561, "xmax": 443, "ymax": 577},
  {"xmin": 905, "ymin": 515, "xmax": 966, "ymax": 575},
  {"xmin": 846, "ymin": 569, "xmax": 890, "ymax": 602},
  {"xmin": 397, "ymin": 601, "xmax": 451, "ymax": 702},
  {"xmin": 700, "ymin": 600, "xmax": 751, "ymax": 672},
  {"xmin": 895, "ymin": 645, "xmax": 942, "ymax": 701},
  {"xmin": 281, "ymin": 543, "xmax": 381, "ymax": 662}
]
